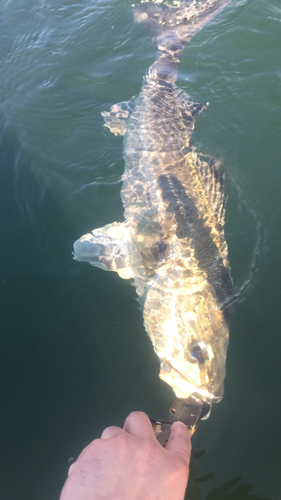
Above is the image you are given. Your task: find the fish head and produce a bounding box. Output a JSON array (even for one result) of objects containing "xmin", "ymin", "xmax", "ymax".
[{"xmin": 143, "ymin": 274, "xmax": 230, "ymax": 404}]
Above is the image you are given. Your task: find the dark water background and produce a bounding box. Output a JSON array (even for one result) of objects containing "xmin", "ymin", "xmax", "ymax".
[{"xmin": 1, "ymin": 0, "xmax": 281, "ymax": 498}]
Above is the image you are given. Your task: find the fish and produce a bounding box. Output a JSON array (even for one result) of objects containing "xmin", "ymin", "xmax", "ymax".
[{"xmin": 73, "ymin": 0, "xmax": 234, "ymax": 436}]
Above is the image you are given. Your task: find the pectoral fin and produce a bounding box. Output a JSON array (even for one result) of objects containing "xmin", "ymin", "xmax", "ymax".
[{"xmin": 73, "ymin": 222, "xmax": 135, "ymax": 279}]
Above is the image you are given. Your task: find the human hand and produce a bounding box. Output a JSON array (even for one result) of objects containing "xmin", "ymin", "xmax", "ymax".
[{"xmin": 60, "ymin": 411, "xmax": 191, "ymax": 500}]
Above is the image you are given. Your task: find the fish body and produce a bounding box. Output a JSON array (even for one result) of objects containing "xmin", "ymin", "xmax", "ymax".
[{"xmin": 74, "ymin": 0, "xmax": 233, "ymax": 411}]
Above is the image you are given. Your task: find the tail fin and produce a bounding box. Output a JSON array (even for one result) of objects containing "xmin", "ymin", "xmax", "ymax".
[{"xmin": 134, "ymin": 0, "xmax": 232, "ymax": 82}]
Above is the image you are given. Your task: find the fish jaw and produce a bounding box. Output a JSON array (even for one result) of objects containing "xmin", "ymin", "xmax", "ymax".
[{"xmin": 159, "ymin": 359, "xmax": 223, "ymax": 404}]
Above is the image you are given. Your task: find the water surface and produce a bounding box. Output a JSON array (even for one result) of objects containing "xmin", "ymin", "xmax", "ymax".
[{"xmin": 0, "ymin": 1, "xmax": 280, "ymax": 499}]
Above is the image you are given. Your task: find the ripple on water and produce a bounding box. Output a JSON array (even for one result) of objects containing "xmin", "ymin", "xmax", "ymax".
[{"xmin": 224, "ymin": 166, "xmax": 267, "ymax": 306}]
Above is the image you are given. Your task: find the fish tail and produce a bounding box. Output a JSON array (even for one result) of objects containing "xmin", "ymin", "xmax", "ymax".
[{"xmin": 134, "ymin": 0, "xmax": 231, "ymax": 82}]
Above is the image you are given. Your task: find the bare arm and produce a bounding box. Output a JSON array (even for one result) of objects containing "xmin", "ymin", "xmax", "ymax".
[{"xmin": 60, "ymin": 411, "xmax": 191, "ymax": 500}]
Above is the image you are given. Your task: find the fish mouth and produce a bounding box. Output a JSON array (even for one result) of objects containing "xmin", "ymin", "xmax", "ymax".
[{"xmin": 159, "ymin": 359, "xmax": 223, "ymax": 404}]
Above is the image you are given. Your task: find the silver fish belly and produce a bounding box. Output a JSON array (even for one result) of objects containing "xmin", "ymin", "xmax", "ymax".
[{"xmin": 73, "ymin": 0, "xmax": 233, "ymax": 414}]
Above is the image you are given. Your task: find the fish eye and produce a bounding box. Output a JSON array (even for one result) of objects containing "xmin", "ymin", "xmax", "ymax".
[{"xmin": 189, "ymin": 342, "xmax": 207, "ymax": 364}]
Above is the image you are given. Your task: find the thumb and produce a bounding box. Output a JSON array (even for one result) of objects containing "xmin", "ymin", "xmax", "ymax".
[{"xmin": 165, "ymin": 421, "xmax": 191, "ymax": 465}]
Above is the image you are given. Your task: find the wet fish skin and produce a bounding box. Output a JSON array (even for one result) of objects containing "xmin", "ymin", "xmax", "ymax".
[{"xmin": 73, "ymin": 0, "xmax": 233, "ymax": 408}]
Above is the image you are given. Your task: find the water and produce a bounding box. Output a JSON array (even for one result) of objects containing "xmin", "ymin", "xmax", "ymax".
[{"xmin": 0, "ymin": 0, "xmax": 280, "ymax": 498}]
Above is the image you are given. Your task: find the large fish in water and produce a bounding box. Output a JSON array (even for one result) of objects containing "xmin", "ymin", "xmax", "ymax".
[{"xmin": 73, "ymin": 0, "xmax": 234, "ymax": 441}]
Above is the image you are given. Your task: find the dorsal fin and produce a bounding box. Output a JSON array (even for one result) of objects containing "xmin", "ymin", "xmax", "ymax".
[
  {"xmin": 195, "ymin": 153, "xmax": 226, "ymax": 225},
  {"xmin": 192, "ymin": 152, "xmax": 229, "ymax": 268}
]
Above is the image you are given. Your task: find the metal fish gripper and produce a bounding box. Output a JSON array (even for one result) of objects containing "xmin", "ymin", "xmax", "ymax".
[{"xmin": 150, "ymin": 398, "xmax": 211, "ymax": 446}]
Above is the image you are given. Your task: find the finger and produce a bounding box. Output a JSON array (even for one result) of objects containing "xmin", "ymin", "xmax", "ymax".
[
  {"xmin": 123, "ymin": 411, "xmax": 156, "ymax": 440},
  {"xmin": 101, "ymin": 425, "xmax": 123, "ymax": 440},
  {"xmin": 165, "ymin": 421, "xmax": 191, "ymax": 463}
]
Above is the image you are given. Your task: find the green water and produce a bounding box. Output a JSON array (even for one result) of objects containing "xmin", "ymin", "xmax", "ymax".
[{"xmin": 0, "ymin": 1, "xmax": 280, "ymax": 498}]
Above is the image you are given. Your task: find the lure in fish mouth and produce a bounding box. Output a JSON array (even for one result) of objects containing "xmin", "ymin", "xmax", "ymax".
[{"xmin": 73, "ymin": 0, "xmax": 234, "ymax": 440}]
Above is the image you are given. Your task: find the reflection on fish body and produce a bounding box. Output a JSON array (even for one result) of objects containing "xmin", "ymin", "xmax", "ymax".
[{"xmin": 74, "ymin": 0, "xmax": 233, "ymax": 416}]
